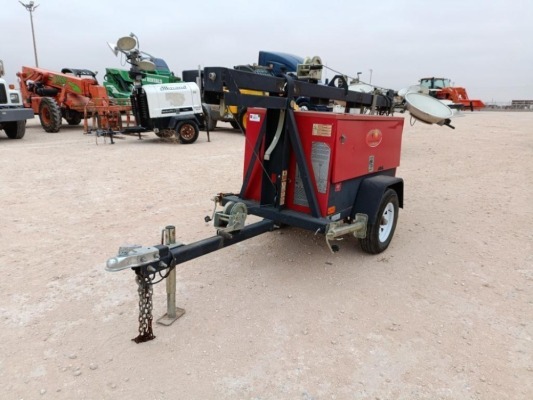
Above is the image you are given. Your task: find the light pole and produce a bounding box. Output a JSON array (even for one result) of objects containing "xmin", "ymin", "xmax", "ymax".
[
  {"xmin": 369, "ymin": 69, "xmax": 373, "ymax": 84},
  {"xmin": 19, "ymin": 1, "xmax": 39, "ymax": 67}
]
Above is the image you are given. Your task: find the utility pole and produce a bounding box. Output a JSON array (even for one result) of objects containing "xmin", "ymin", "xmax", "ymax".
[{"xmin": 19, "ymin": 1, "xmax": 39, "ymax": 67}]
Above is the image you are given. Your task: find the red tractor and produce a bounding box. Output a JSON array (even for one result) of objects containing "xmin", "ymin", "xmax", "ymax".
[
  {"xmin": 419, "ymin": 77, "xmax": 485, "ymax": 111},
  {"xmin": 17, "ymin": 66, "xmax": 131, "ymax": 132}
]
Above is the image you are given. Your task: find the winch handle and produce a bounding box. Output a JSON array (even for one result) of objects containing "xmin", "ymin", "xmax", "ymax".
[{"xmin": 438, "ymin": 118, "xmax": 455, "ymax": 130}]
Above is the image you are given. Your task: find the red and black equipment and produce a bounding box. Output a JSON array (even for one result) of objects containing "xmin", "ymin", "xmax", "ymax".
[
  {"xmin": 106, "ymin": 67, "xmax": 408, "ymax": 342},
  {"xmin": 203, "ymin": 67, "xmax": 404, "ymax": 245}
]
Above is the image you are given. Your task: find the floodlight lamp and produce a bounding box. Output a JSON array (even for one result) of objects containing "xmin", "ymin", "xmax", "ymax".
[
  {"xmin": 116, "ymin": 36, "xmax": 137, "ymax": 52},
  {"xmin": 137, "ymin": 60, "xmax": 156, "ymax": 72}
]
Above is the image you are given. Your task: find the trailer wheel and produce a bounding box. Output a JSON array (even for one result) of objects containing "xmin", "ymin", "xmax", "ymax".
[
  {"xmin": 238, "ymin": 108, "xmax": 248, "ymax": 134},
  {"xmin": 39, "ymin": 98, "xmax": 62, "ymax": 132},
  {"xmin": 176, "ymin": 120, "xmax": 199, "ymax": 144},
  {"xmin": 3, "ymin": 120, "xmax": 26, "ymax": 139},
  {"xmin": 359, "ymin": 189, "xmax": 399, "ymax": 254}
]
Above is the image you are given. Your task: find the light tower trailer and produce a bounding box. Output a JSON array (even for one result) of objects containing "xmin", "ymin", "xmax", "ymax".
[
  {"xmin": 127, "ymin": 81, "xmax": 205, "ymax": 144},
  {"xmin": 110, "ymin": 35, "xmax": 206, "ymax": 144},
  {"xmin": 106, "ymin": 66, "xmax": 453, "ymax": 342}
]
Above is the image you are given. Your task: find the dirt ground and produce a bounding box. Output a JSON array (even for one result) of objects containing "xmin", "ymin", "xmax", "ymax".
[{"xmin": 0, "ymin": 111, "xmax": 531, "ymax": 400}]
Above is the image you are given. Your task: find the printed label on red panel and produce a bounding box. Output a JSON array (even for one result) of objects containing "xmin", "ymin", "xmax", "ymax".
[
  {"xmin": 366, "ymin": 129, "xmax": 383, "ymax": 147},
  {"xmin": 312, "ymin": 124, "xmax": 332, "ymax": 137},
  {"xmin": 249, "ymin": 113, "xmax": 260, "ymax": 122}
]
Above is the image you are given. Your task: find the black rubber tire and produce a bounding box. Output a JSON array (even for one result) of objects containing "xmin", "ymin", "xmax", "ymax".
[
  {"xmin": 3, "ymin": 120, "xmax": 26, "ymax": 139},
  {"xmin": 39, "ymin": 97, "xmax": 62, "ymax": 132},
  {"xmin": 297, "ymin": 101, "xmax": 310, "ymax": 110},
  {"xmin": 65, "ymin": 111, "xmax": 82, "ymax": 125},
  {"xmin": 238, "ymin": 108, "xmax": 248, "ymax": 134},
  {"xmin": 176, "ymin": 120, "xmax": 199, "ymax": 144},
  {"xmin": 359, "ymin": 189, "xmax": 399, "ymax": 254}
]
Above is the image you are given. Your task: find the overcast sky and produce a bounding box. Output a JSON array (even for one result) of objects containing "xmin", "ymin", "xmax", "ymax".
[{"xmin": 2, "ymin": 0, "xmax": 532, "ymax": 102}]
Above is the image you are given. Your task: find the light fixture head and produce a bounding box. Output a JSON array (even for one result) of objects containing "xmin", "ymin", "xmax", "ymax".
[
  {"xmin": 137, "ymin": 60, "xmax": 156, "ymax": 72},
  {"xmin": 116, "ymin": 36, "xmax": 137, "ymax": 52}
]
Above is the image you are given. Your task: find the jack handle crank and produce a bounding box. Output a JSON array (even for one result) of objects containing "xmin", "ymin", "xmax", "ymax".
[
  {"xmin": 204, "ymin": 193, "xmax": 234, "ymax": 223},
  {"xmin": 204, "ymin": 195, "xmax": 221, "ymax": 223},
  {"xmin": 441, "ymin": 118, "xmax": 455, "ymax": 129}
]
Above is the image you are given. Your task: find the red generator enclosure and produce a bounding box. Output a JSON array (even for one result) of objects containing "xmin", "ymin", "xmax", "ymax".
[{"xmin": 243, "ymin": 108, "xmax": 405, "ymax": 218}]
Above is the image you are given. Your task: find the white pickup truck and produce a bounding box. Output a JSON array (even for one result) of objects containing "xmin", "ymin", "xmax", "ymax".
[{"xmin": 0, "ymin": 60, "xmax": 34, "ymax": 139}]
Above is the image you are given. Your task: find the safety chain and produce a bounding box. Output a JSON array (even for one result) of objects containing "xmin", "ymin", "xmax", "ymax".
[{"xmin": 132, "ymin": 270, "xmax": 156, "ymax": 343}]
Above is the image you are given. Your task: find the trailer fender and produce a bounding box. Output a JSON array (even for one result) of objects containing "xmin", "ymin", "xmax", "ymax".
[
  {"xmin": 201, "ymin": 103, "xmax": 212, "ymax": 120},
  {"xmin": 352, "ymin": 175, "xmax": 404, "ymax": 225},
  {"xmin": 202, "ymin": 103, "xmax": 217, "ymax": 131},
  {"xmin": 167, "ymin": 114, "xmax": 204, "ymax": 130}
]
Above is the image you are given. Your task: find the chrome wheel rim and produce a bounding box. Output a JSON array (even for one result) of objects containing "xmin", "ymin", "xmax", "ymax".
[{"xmin": 379, "ymin": 202, "xmax": 395, "ymax": 242}]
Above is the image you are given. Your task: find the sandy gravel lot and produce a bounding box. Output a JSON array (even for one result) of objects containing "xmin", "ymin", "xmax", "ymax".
[{"xmin": 1, "ymin": 111, "xmax": 532, "ymax": 400}]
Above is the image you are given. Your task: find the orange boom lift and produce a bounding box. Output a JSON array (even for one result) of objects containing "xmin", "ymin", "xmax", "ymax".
[{"xmin": 17, "ymin": 66, "xmax": 131, "ymax": 133}]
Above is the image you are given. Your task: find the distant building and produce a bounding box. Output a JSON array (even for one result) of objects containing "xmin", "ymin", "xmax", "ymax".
[
  {"xmin": 511, "ymin": 100, "xmax": 533, "ymax": 110},
  {"xmin": 485, "ymin": 100, "xmax": 533, "ymax": 110}
]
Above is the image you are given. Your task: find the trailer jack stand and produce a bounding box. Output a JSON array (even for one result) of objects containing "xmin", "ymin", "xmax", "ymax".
[
  {"xmin": 92, "ymin": 129, "xmax": 116, "ymax": 145},
  {"xmin": 156, "ymin": 225, "xmax": 185, "ymax": 327},
  {"xmin": 107, "ymin": 219, "xmax": 275, "ymax": 342},
  {"xmin": 156, "ymin": 259, "xmax": 186, "ymax": 326}
]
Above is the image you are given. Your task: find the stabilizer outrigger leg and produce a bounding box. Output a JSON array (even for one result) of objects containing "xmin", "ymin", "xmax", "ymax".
[{"xmin": 156, "ymin": 226, "xmax": 185, "ymax": 327}]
